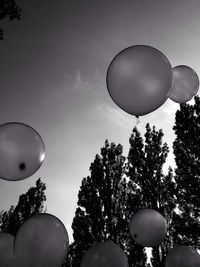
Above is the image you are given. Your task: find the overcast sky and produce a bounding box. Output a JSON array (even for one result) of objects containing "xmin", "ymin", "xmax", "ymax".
[{"xmin": 0, "ymin": 0, "xmax": 200, "ymax": 242}]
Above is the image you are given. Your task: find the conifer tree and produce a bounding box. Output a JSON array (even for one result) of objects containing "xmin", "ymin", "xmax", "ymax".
[
  {"xmin": 1, "ymin": 178, "xmax": 46, "ymax": 235},
  {"xmin": 126, "ymin": 124, "xmax": 176, "ymax": 267},
  {"xmin": 0, "ymin": 0, "xmax": 21, "ymax": 40},
  {"xmin": 67, "ymin": 140, "xmax": 147, "ymax": 267},
  {"xmin": 173, "ymin": 96, "xmax": 200, "ymax": 249}
]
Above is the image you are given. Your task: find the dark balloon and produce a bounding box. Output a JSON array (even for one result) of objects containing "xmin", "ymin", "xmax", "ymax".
[
  {"xmin": 0, "ymin": 233, "xmax": 16, "ymax": 267},
  {"xmin": 106, "ymin": 45, "xmax": 173, "ymax": 116},
  {"xmin": 130, "ymin": 208, "xmax": 167, "ymax": 247},
  {"xmin": 0, "ymin": 122, "xmax": 45, "ymax": 181},
  {"xmin": 169, "ymin": 65, "xmax": 199, "ymax": 103},
  {"xmin": 81, "ymin": 241, "xmax": 128, "ymax": 267},
  {"xmin": 165, "ymin": 245, "xmax": 200, "ymax": 267},
  {"xmin": 14, "ymin": 213, "xmax": 69, "ymax": 267}
]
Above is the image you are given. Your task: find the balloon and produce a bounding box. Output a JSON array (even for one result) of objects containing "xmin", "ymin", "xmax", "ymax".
[
  {"xmin": 14, "ymin": 213, "xmax": 69, "ymax": 267},
  {"xmin": 106, "ymin": 45, "xmax": 173, "ymax": 116},
  {"xmin": 169, "ymin": 65, "xmax": 199, "ymax": 103},
  {"xmin": 165, "ymin": 245, "xmax": 200, "ymax": 267},
  {"xmin": 81, "ymin": 241, "xmax": 128, "ymax": 267},
  {"xmin": 129, "ymin": 208, "xmax": 167, "ymax": 247},
  {"xmin": 0, "ymin": 122, "xmax": 45, "ymax": 181},
  {"xmin": 0, "ymin": 233, "xmax": 15, "ymax": 267}
]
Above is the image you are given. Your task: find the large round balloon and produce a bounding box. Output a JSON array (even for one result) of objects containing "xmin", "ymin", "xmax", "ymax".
[
  {"xmin": 0, "ymin": 233, "xmax": 15, "ymax": 267},
  {"xmin": 0, "ymin": 122, "xmax": 45, "ymax": 181},
  {"xmin": 81, "ymin": 241, "xmax": 128, "ymax": 267},
  {"xmin": 169, "ymin": 65, "xmax": 199, "ymax": 103},
  {"xmin": 165, "ymin": 245, "xmax": 200, "ymax": 267},
  {"xmin": 106, "ymin": 45, "xmax": 173, "ymax": 116},
  {"xmin": 130, "ymin": 208, "xmax": 167, "ymax": 247},
  {"xmin": 14, "ymin": 213, "xmax": 69, "ymax": 267}
]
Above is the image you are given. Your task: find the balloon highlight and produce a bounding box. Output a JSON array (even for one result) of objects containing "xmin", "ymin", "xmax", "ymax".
[
  {"xmin": 106, "ymin": 45, "xmax": 173, "ymax": 116},
  {"xmin": 169, "ymin": 65, "xmax": 199, "ymax": 103},
  {"xmin": 165, "ymin": 245, "xmax": 200, "ymax": 267},
  {"xmin": 130, "ymin": 208, "xmax": 167, "ymax": 247},
  {"xmin": 14, "ymin": 213, "xmax": 69, "ymax": 267},
  {"xmin": 0, "ymin": 122, "xmax": 45, "ymax": 181},
  {"xmin": 81, "ymin": 241, "xmax": 129, "ymax": 267}
]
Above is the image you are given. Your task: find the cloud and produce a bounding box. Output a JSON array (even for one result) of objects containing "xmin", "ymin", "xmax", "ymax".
[
  {"xmin": 61, "ymin": 70, "xmax": 105, "ymax": 104},
  {"xmin": 96, "ymin": 103, "xmax": 137, "ymax": 130},
  {"xmin": 142, "ymin": 99, "xmax": 178, "ymax": 126}
]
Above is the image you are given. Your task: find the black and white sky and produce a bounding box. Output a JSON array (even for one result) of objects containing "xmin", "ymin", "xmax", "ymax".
[{"xmin": 0, "ymin": 0, "xmax": 200, "ymax": 241}]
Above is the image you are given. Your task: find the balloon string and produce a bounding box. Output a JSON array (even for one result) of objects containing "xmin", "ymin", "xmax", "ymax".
[{"xmin": 135, "ymin": 116, "xmax": 140, "ymax": 125}]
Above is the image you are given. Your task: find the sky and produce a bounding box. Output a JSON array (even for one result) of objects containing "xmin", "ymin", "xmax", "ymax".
[{"xmin": 0, "ymin": 0, "xmax": 200, "ymax": 243}]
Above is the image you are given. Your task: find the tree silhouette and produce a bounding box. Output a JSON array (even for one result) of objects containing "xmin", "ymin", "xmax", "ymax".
[
  {"xmin": 126, "ymin": 124, "xmax": 177, "ymax": 267},
  {"xmin": 66, "ymin": 115, "xmax": 200, "ymax": 267},
  {"xmin": 0, "ymin": 0, "xmax": 21, "ymax": 40},
  {"xmin": 173, "ymin": 96, "xmax": 200, "ymax": 249},
  {"xmin": 66, "ymin": 140, "xmax": 147, "ymax": 267},
  {"xmin": 0, "ymin": 178, "xmax": 46, "ymax": 235}
]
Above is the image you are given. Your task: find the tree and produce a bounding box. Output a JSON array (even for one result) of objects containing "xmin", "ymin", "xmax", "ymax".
[
  {"xmin": 1, "ymin": 178, "xmax": 46, "ymax": 235},
  {"xmin": 0, "ymin": 0, "xmax": 21, "ymax": 40},
  {"xmin": 173, "ymin": 96, "xmax": 200, "ymax": 249},
  {"xmin": 66, "ymin": 140, "xmax": 147, "ymax": 267},
  {"xmin": 126, "ymin": 124, "xmax": 177, "ymax": 267}
]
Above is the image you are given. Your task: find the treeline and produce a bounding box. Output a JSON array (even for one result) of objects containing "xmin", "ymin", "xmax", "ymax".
[{"xmin": 1, "ymin": 96, "xmax": 200, "ymax": 267}]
